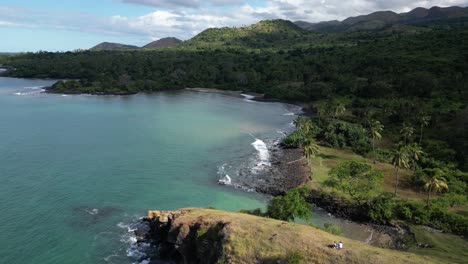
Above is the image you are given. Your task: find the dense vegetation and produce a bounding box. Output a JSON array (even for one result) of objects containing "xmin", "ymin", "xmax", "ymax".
[
  {"xmin": 282, "ymin": 102, "xmax": 468, "ymax": 236},
  {"xmin": 0, "ymin": 14, "xmax": 466, "ymax": 239}
]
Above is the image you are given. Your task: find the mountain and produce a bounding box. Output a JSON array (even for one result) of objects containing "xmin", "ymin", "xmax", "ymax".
[
  {"xmin": 143, "ymin": 37, "xmax": 182, "ymax": 48},
  {"xmin": 90, "ymin": 42, "xmax": 139, "ymax": 51},
  {"xmin": 295, "ymin": 6, "xmax": 468, "ymax": 32}
]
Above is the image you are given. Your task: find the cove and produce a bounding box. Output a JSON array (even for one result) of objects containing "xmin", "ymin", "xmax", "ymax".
[{"xmin": 0, "ymin": 77, "xmax": 299, "ymax": 263}]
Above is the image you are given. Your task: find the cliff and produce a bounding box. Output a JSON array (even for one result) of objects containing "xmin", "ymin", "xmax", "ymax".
[{"xmin": 138, "ymin": 208, "xmax": 441, "ymax": 264}]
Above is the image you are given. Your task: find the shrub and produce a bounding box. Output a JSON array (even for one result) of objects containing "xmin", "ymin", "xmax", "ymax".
[
  {"xmin": 267, "ymin": 188, "xmax": 311, "ymax": 221},
  {"xmin": 238, "ymin": 208, "xmax": 264, "ymax": 216},
  {"xmin": 319, "ymin": 120, "xmax": 371, "ymax": 154},
  {"xmin": 323, "ymin": 223, "xmax": 343, "ymax": 235},
  {"xmin": 368, "ymin": 193, "xmax": 396, "ymax": 224},
  {"xmin": 285, "ymin": 251, "xmax": 305, "ymax": 264},
  {"xmin": 325, "ymin": 161, "xmax": 383, "ymax": 203},
  {"xmin": 283, "ymin": 131, "xmax": 304, "ymax": 148}
]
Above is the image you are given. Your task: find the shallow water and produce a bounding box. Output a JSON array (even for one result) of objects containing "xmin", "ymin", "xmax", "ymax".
[{"xmin": 0, "ymin": 77, "xmax": 299, "ymax": 263}]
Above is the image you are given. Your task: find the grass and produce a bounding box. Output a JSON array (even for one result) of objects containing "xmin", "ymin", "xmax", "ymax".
[
  {"xmin": 408, "ymin": 226, "xmax": 468, "ymax": 264},
  {"xmin": 171, "ymin": 208, "xmax": 441, "ymax": 264},
  {"xmin": 306, "ymin": 146, "xmax": 429, "ymax": 201},
  {"xmin": 303, "ymin": 146, "xmax": 466, "ymax": 263}
]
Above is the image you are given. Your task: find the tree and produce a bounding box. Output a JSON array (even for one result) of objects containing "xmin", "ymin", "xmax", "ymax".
[
  {"xmin": 400, "ymin": 123, "xmax": 414, "ymax": 145},
  {"xmin": 303, "ymin": 138, "xmax": 320, "ymax": 158},
  {"xmin": 368, "ymin": 120, "xmax": 384, "ymax": 164},
  {"xmin": 267, "ymin": 188, "xmax": 311, "ymax": 221},
  {"xmin": 419, "ymin": 115, "xmax": 431, "ymax": 145},
  {"xmin": 332, "ymin": 102, "xmax": 346, "ymax": 120},
  {"xmin": 423, "ymin": 168, "xmax": 449, "ymax": 207},
  {"xmin": 392, "ymin": 145, "xmax": 410, "ymax": 195},
  {"xmin": 316, "ymin": 101, "xmax": 331, "ymax": 122},
  {"xmin": 406, "ymin": 143, "xmax": 424, "ymax": 172},
  {"xmin": 325, "ymin": 161, "xmax": 384, "ymax": 203},
  {"xmin": 293, "ymin": 116, "xmax": 313, "ymax": 137}
]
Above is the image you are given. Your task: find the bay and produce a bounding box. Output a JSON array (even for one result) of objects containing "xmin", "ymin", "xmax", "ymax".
[{"xmin": 0, "ymin": 77, "xmax": 298, "ymax": 264}]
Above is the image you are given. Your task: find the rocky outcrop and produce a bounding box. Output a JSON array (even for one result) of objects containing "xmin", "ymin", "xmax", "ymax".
[
  {"xmin": 135, "ymin": 208, "xmax": 433, "ymax": 264},
  {"xmin": 306, "ymin": 188, "xmax": 370, "ymax": 221},
  {"xmin": 142, "ymin": 209, "xmax": 226, "ymax": 264}
]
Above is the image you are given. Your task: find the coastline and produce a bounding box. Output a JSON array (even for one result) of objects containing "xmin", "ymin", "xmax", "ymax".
[{"xmin": 255, "ymin": 146, "xmax": 311, "ymax": 196}]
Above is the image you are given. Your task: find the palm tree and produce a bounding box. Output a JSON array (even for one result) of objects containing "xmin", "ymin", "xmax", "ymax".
[
  {"xmin": 391, "ymin": 145, "xmax": 410, "ymax": 195},
  {"xmin": 419, "ymin": 115, "xmax": 431, "ymax": 145},
  {"xmin": 294, "ymin": 116, "xmax": 313, "ymax": 136},
  {"xmin": 400, "ymin": 124, "xmax": 414, "ymax": 145},
  {"xmin": 406, "ymin": 143, "xmax": 424, "ymax": 172},
  {"xmin": 332, "ymin": 103, "xmax": 346, "ymax": 120},
  {"xmin": 304, "ymin": 138, "xmax": 320, "ymax": 158},
  {"xmin": 316, "ymin": 102, "xmax": 329, "ymax": 122},
  {"xmin": 368, "ymin": 120, "xmax": 384, "ymax": 164},
  {"xmin": 423, "ymin": 168, "xmax": 448, "ymax": 207}
]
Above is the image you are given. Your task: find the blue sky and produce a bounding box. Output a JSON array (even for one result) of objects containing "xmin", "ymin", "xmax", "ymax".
[{"xmin": 1, "ymin": 0, "xmax": 467, "ymax": 52}]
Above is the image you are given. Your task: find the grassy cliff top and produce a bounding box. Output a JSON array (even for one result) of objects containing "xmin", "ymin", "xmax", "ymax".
[{"xmin": 147, "ymin": 208, "xmax": 441, "ymax": 263}]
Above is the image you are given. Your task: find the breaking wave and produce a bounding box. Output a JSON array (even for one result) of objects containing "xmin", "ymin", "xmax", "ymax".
[
  {"xmin": 240, "ymin": 93, "xmax": 255, "ymax": 102},
  {"xmin": 250, "ymin": 139, "xmax": 270, "ymax": 173}
]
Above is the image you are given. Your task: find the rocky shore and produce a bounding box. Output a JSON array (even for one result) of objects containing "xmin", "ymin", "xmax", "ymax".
[{"xmin": 254, "ymin": 147, "xmax": 311, "ymax": 196}]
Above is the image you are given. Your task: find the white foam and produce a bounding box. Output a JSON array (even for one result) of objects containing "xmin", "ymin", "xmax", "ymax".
[
  {"xmin": 86, "ymin": 208, "xmax": 99, "ymax": 215},
  {"xmin": 240, "ymin": 93, "xmax": 255, "ymax": 100},
  {"xmin": 251, "ymin": 139, "xmax": 270, "ymax": 173},
  {"xmin": 217, "ymin": 164, "xmax": 232, "ymax": 185},
  {"xmin": 218, "ymin": 175, "xmax": 232, "ymax": 185},
  {"xmin": 240, "ymin": 93, "xmax": 256, "ymax": 102},
  {"xmin": 24, "ymin": 86, "xmax": 44, "ymax": 90},
  {"xmin": 13, "ymin": 89, "xmax": 45, "ymax": 96},
  {"xmin": 117, "ymin": 222, "xmax": 128, "ymax": 229},
  {"xmin": 283, "ymin": 112, "xmax": 295, "ymax": 116},
  {"xmin": 276, "ymin": 130, "xmax": 287, "ymax": 136}
]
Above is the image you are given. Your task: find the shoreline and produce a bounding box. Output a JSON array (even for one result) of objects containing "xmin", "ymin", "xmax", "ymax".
[{"xmin": 255, "ymin": 146, "xmax": 311, "ymax": 196}]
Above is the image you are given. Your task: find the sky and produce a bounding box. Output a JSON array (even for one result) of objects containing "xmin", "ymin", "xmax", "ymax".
[{"xmin": 1, "ymin": 0, "xmax": 467, "ymax": 52}]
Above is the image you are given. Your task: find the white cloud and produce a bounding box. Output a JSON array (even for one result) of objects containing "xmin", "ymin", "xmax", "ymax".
[
  {"xmin": 120, "ymin": 0, "xmax": 245, "ymax": 9},
  {"xmin": 1, "ymin": 0, "xmax": 467, "ymax": 46},
  {"xmin": 0, "ymin": 20, "xmax": 18, "ymax": 27}
]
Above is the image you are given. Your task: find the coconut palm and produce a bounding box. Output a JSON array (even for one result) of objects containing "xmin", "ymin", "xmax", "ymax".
[
  {"xmin": 423, "ymin": 168, "xmax": 449, "ymax": 207},
  {"xmin": 332, "ymin": 103, "xmax": 346, "ymax": 120},
  {"xmin": 406, "ymin": 143, "xmax": 424, "ymax": 172},
  {"xmin": 316, "ymin": 102, "xmax": 329, "ymax": 122},
  {"xmin": 391, "ymin": 145, "xmax": 410, "ymax": 195},
  {"xmin": 304, "ymin": 138, "xmax": 320, "ymax": 158},
  {"xmin": 419, "ymin": 115, "xmax": 431, "ymax": 145},
  {"xmin": 293, "ymin": 116, "xmax": 313, "ymax": 136},
  {"xmin": 400, "ymin": 124, "xmax": 414, "ymax": 145},
  {"xmin": 368, "ymin": 120, "xmax": 384, "ymax": 164}
]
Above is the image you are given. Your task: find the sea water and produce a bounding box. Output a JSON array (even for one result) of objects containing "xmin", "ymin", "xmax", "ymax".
[{"xmin": 0, "ymin": 77, "xmax": 299, "ymax": 263}]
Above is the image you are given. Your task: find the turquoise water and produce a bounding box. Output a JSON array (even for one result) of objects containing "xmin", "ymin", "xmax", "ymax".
[{"xmin": 0, "ymin": 77, "xmax": 298, "ymax": 263}]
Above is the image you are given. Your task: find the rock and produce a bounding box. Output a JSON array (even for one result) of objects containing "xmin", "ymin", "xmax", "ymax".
[{"xmin": 138, "ymin": 209, "xmax": 225, "ymax": 263}]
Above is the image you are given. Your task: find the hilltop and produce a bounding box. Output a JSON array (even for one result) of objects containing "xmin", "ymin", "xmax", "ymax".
[
  {"xmin": 143, "ymin": 37, "xmax": 182, "ymax": 48},
  {"xmin": 90, "ymin": 42, "xmax": 139, "ymax": 51},
  {"xmin": 140, "ymin": 208, "xmax": 441, "ymax": 264},
  {"xmin": 181, "ymin": 19, "xmax": 311, "ymax": 49},
  {"xmin": 295, "ymin": 6, "xmax": 468, "ymax": 32}
]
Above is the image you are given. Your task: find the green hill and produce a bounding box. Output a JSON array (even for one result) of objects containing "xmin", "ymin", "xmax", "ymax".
[
  {"xmin": 181, "ymin": 19, "xmax": 313, "ymax": 49},
  {"xmin": 295, "ymin": 6, "xmax": 468, "ymax": 32},
  {"xmin": 90, "ymin": 42, "xmax": 139, "ymax": 51},
  {"xmin": 143, "ymin": 208, "xmax": 442, "ymax": 263}
]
